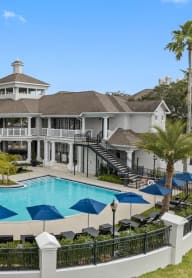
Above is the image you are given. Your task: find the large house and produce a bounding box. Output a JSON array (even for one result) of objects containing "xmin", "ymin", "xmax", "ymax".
[{"xmin": 0, "ymin": 60, "xmax": 171, "ymax": 177}]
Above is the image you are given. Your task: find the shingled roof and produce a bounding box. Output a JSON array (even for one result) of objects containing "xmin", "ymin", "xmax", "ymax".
[
  {"xmin": 108, "ymin": 128, "xmax": 142, "ymax": 146},
  {"xmin": 0, "ymin": 73, "xmax": 49, "ymax": 86},
  {"xmin": 0, "ymin": 91, "xmax": 165, "ymax": 115},
  {"xmin": 0, "ymin": 99, "xmax": 39, "ymax": 114}
]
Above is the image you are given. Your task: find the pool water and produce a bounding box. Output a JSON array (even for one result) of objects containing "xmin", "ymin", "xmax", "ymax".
[{"xmin": 0, "ymin": 176, "xmax": 119, "ymax": 221}]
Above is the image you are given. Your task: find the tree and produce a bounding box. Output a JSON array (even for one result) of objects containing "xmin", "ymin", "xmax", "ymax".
[
  {"xmin": 136, "ymin": 121, "xmax": 192, "ymax": 214},
  {"xmin": 144, "ymin": 79, "xmax": 188, "ymax": 120},
  {"xmin": 0, "ymin": 152, "xmax": 17, "ymax": 184},
  {"xmin": 165, "ymin": 20, "xmax": 192, "ymax": 170}
]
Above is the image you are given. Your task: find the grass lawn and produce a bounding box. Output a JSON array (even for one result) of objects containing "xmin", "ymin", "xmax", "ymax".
[{"xmin": 139, "ymin": 248, "xmax": 192, "ymax": 277}]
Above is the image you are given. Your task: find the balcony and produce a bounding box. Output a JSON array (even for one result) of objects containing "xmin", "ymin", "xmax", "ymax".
[{"xmin": 0, "ymin": 128, "xmax": 93, "ymax": 139}]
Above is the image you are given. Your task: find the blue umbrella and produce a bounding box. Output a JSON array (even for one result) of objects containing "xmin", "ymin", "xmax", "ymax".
[
  {"xmin": 0, "ymin": 205, "xmax": 17, "ymax": 220},
  {"xmin": 174, "ymin": 172, "xmax": 192, "ymax": 194},
  {"xmin": 27, "ymin": 204, "xmax": 64, "ymax": 231},
  {"xmin": 158, "ymin": 177, "xmax": 186, "ymax": 187},
  {"xmin": 115, "ymin": 192, "xmax": 149, "ymax": 217},
  {"xmin": 139, "ymin": 183, "xmax": 171, "ymax": 207},
  {"xmin": 70, "ymin": 198, "xmax": 107, "ymax": 227}
]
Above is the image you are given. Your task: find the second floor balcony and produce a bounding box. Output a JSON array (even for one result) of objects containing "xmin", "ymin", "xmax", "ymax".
[{"xmin": 0, "ymin": 128, "xmax": 93, "ymax": 139}]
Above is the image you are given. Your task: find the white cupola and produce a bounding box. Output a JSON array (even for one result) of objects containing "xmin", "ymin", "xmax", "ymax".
[{"xmin": 11, "ymin": 60, "xmax": 24, "ymax": 74}]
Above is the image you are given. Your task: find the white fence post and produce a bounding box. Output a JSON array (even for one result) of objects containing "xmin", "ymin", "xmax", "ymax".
[
  {"xmin": 161, "ymin": 212, "xmax": 187, "ymax": 265},
  {"xmin": 36, "ymin": 232, "xmax": 60, "ymax": 278}
]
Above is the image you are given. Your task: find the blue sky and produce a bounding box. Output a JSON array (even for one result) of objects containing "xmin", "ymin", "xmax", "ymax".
[{"xmin": 0, "ymin": 0, "xmax": 192, "ymax": 95}]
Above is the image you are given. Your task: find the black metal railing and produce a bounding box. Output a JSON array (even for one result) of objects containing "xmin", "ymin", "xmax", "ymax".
[
  {"xmin": 0, "ymin": 247, "xmax": 39, "ymax": 271},
  {"xmin": 57, "ymin": 226, "xmax": 170, "ymax": 269},
  {"xmin": 183, "ymin": 215, "xmax": 192, "ymax": 236}
]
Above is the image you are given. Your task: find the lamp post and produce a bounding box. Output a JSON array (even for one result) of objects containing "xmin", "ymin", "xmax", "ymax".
[
  {"xmin": 110, "ymin": 200, "xmax": 117, "ymax": 257},
  {"xmin": 153, "ymin": 155, "xmax": 157, "ymax": 177}
]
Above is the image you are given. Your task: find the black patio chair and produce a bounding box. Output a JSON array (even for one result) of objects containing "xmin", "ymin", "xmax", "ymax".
[
  {"xmin": 118, "ymin": 219, "xmax": 140, "ymax": 231},
  {"xmin": 20, "ymin": 235, "xmax": 35, "ymax": 244},
  {"xmin": 60, "ymin": 231, "xmax": 75, "ymax": 240},
  {"xmin": 0, "ymin": 235, "xmax": 13, "ymax": 243},
  {"xmin": 99, "ymin": 223, "xmax": 113, "ymax": 235},
  {"xmin": 82, "ymin": 227, "xmax": 99, "ymax": 238}
]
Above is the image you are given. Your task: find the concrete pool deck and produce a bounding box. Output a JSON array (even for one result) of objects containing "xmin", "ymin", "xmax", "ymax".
[{"xmin": 1, "ymin": 164, "xmax": 163, "ymax": 240}]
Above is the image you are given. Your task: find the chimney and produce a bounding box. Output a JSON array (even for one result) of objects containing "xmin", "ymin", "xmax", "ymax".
[{"xmin": 11, "ymin": 60, "xmax": 24, "ymax": 74}]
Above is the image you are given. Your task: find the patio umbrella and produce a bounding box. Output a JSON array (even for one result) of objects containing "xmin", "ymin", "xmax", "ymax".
[
  {"xmin": 70, "ymin": 198, "xmax": 107, "ymax": 227},
  {"xmin": 26, "ymin": 204, "xmax": 64, "ymax": 232},
  {"xmin": 0, "ymin": 205, "xmax": 17, "ymax": 220},
  {"xmin": 139, "ymin": 183, "xmax": 171, "ymax": 207},
  {"xmin": 157, "ymin": 177, "xmax": 186, "ymax": 188},
  {"xmin": 174, "ymin": 172, "xmax": 192, "ymax": 194},
  {"xmin": 115, "ymin": 192, "xmax": 149, "ymax": 218}
]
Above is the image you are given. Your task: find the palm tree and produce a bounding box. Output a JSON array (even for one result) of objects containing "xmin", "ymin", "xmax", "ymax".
[
  {"xmin": 136, "ymin": 121, "xmax": 192, "ymax": 214},
  {"xmin": 0, "ymin": 152, "xmax": 17, "ymax": 184},
  {"xmin": 165, "ymin": 20, "xmax": 192, "ymax": 171}
]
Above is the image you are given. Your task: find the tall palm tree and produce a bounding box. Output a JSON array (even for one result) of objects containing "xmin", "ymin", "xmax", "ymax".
[
  {"xmin": 165, "ymin": 20, "xmax": 192, "ymax": 171},
  {"xmin": 136, "ymin": 121, "xmax": 192, "ymax": 214}
]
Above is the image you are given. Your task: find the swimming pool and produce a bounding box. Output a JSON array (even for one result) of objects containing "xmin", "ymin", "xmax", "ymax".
[{"xmin": 0, "ymin": 176, "xmax": 119, "ymax": 221}]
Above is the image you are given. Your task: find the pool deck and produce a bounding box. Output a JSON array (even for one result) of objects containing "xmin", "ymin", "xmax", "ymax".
[{"xmin": 1, "ymin": 164, "xmax": 163, "ymax": 240}]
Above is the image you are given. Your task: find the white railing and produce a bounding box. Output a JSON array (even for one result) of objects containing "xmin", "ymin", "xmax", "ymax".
[
  {"xmin": 41, "ymin": 128, "xmax": 82, "ymax": 138},
  {"xmin": 0, "ymin": 128, "xmax": 93, "ymax": 138},
  {"xmin": 0, "ymin": 128, "xmax": 28, "ymax": 137}
]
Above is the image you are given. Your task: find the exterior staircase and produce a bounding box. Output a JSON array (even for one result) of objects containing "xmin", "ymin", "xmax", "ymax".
[{"xmin": 87, "ymin": 142, "xmax": 140, "ymax": 184}]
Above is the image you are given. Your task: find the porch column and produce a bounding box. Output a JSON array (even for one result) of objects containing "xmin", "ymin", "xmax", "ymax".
[
  {"xmin": 126, "ymin": 150, "xmax": 133, "ymax": 168},
  {"xmin": 103, "ymin": 116, "xmax": 108, "ymax": 140},
  {"xmin": 2, "ymin": 118, "xmax": 5, "ymax": 128},
  {"xmin": 51, "ymin": 141, "xmax": 55, "ymax": 162},
  {"xmin": 67, "ymin": 143, "xmax": 73, "ymax": 170},
  {"xmin": 27, "ymin": 140, "xmax": 32, "ymax": 162},
  {"xmin": 27, "ymin": 117, "xmax": 32, "ymax": 136},
  {"xmin": 81, "ymin": 117, "xmax": 86, "ymax": 134},
  {"xmin": 37, "ymin": 140, "xmax": 41, "ymax": 161},
  {"xmin": 35, "ymin": 117, "xmax": 42, "ymax": 136},
  {"xmin": 44, "ymin": 140, "xmax": 48, "ymax": 165},
  {"xmin": 48, "ymin": 118, "xmax": 51, "ymax": 129}
]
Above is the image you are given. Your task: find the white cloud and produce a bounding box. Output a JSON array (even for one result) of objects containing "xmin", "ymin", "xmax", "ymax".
[
  {"xmin": 161, "ymin": 0, "xmax": 190, "ymax": 3},
  {"xmin": 3, "ymin": 10, "xmax": 26, "ymax": 23}
]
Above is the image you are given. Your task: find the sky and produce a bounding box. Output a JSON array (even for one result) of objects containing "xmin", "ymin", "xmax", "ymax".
[{"xmin": 0, "ymin": 0, "xmax": 192, "ymax": 95}]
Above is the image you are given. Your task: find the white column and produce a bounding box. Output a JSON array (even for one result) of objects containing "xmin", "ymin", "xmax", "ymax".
[
  {"xmin": 27, "ymin": 140, "xmax": 32, "ymax": 162},
  {"xmin": 103, "ymin": 116, "xmax": 108, "ymax": 140},
  {"xmin": 48, "ymin": 118, "xmax": 51, "ymax": 129},
  {"xmin": 126, "ymin": 150, "xmax": 133, "ymax": 168},
  {"xmin": 27, "ymin": 117, "xmax": 32, "ymax": 136},
  {"xmin": 161, "ymin": 212, "xmax": 187, "ymax": 265},
  {"xmin": 37, "ymin": 140, "xmax": 41, "ymax": 161},
  {"xmin": 44, "ymin": 140, "xmax": 48, "ymax": 165},
  {"xmin": 36, "ymin": 232, "xmax": 60, "ymax": 278},
  {"xmin": 67, "ymin": 143, "xmax": 73, "ymax": 170},
  {"xmin": 35, "ymin": 117, "xmax": 42, "ymax": 136},
  {"xmin": 2, "ymin": 118, "xmax": 5, "ymax": 128},
  {"xmin": 81, "ymin": 117, "xmax": 86, "ymax": 134},
  {"xmin": 51, "ymin": 141, "xmax": 55, "ymax": 162}
]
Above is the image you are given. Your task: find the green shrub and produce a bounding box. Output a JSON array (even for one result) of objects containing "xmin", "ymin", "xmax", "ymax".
[{"xmin": 98, "ymin": 174, "xmax": 124, "ymax": 184}]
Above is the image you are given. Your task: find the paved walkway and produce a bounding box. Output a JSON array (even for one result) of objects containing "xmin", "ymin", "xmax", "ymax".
[{"xmin": 2, "ymin": 164, "xmax": 163, "ymax": 240}]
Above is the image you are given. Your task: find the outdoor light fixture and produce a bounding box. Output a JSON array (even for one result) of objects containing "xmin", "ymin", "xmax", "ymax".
[{"xmin": 110, "ymin": 199, "xmax": 118, "ymax": 238}]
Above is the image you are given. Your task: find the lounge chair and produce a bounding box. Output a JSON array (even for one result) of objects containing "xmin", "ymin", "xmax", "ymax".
[
  {"xmin": 20, "ymin": 235, "xmax": 35, "ymax": 243},
  {"xmin": 99, "ymin": 223, "xmax": 113, "ymax": 235},
  {"xmin": 118, "ymin": 219, "xmax": 139, "ymax": 231},
  {"xmin": 132, "ymin": 214, "xmax": 150, "ymax": 225},
  {"xmin": 0, "ymin": 235, "xmax": 13, "ymax": 243},
  {"xmin": 82, "ymin": 227, "xmax": 99, "ymax": 238},
  {"xmin": 60, "ymin": 231, "xmax": 75, "ymax": 240}
]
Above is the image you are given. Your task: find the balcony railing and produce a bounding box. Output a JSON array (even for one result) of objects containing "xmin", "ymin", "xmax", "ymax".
[
  {"xmin": 0, "ymin": 128, "xmax": 93, "ymax": 139},
  {"xmin": 0, "ymin": 128, "xmax": 28, "ymax": 137}
]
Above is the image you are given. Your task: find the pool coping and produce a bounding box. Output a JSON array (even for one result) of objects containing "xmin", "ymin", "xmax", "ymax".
[{"xmin": 18, "ymin": 174, "xmax": 122, "ymax": 193}]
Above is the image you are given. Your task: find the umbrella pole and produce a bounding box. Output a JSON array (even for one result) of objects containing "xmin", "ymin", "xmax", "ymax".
[
  {"xmin": 130, "ymin": 204, "xmax": 132, "ymax": 218},
  {"xmin": 154, "ymin": 196, "xmax": 156, "ymax": 210},
  {"xmin": 88, "ymin": 214, "xmax": 89, "ymax": 227},
  {"xmin": 43, "ymin": 220, "xmax": 46, "ymax": 232}
]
